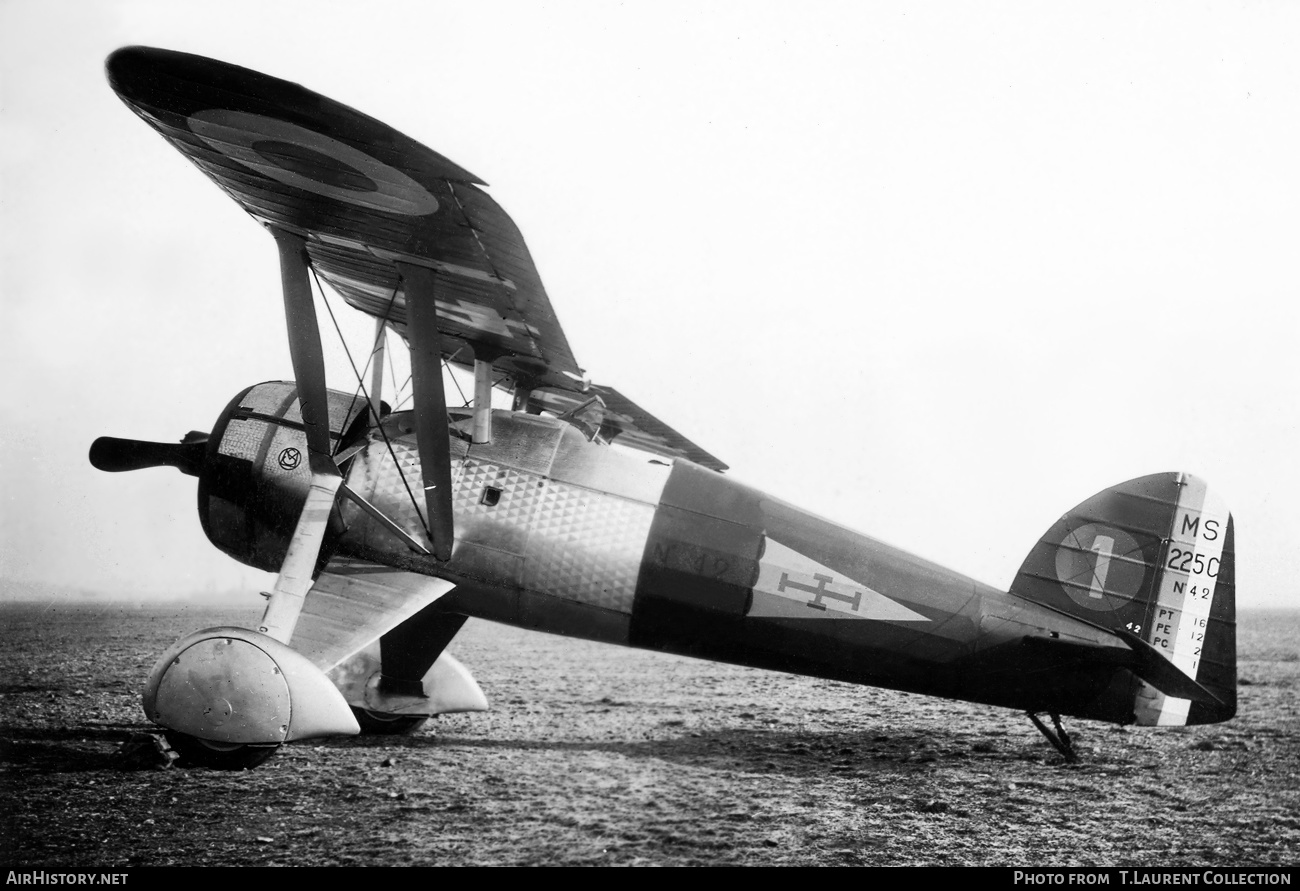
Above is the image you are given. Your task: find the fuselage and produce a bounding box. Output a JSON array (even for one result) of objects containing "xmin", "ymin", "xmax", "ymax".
[
  {"xmin": 314, "ymin": 406, "xmax": 1128, "ymax": 721},
  {"xmin": 194, "ymin": 382, "xmax": 1140, "ymax": 722},
  {"xmin": 189, "ymin": 382, "xmax": 1233, "ymax": 729}
]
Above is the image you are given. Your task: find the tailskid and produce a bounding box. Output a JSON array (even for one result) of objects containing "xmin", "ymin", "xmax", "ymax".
[{"xmin": 1027, "ymin": 711, "xmax": 1079, "ymax": 764}]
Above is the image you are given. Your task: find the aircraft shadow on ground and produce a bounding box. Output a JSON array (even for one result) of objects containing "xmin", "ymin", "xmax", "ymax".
[
  {"xmin": 0, "ymin": 720, "xmax": 1076, "ymax": 775},
  {"xmin": 0, "ymin": 723, "xmax": 152, "ymax": 773},
  {"xmin": 321, "ymin": 724, "xmax": 1069, "ymax": 774}
]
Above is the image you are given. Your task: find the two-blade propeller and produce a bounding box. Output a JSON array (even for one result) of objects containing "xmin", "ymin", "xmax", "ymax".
[
  {"xmin": 90, "ymin": 231, "xmax": 361, "ymax": 646},
  {"xmin": 90, "ymin": 230, "xmax": 457, "ymax": 646},
  {"xmin": 89, "ymin": 432, "xmax": 208, "ymax": 477}
]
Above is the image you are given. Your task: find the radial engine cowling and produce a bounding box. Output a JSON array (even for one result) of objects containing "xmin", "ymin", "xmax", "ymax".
[{"xmin": 199, "ymin": 381, "xmax": 374, "ymax": 573}]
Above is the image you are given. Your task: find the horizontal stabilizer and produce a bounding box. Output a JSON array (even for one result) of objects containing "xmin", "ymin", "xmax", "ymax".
[
  {"xmin": 1020, "ymin": 630, "xmax": 1223, "ymax": 709},
  {"xmin": 1114, "ymin": 626, "xmax": 1225, "ymax": 706}
]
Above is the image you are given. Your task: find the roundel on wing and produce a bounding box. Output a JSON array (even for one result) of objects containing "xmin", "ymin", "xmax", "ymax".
[
  {"xmin": 1053, "ymin": 522, "xmax": 1146, "ymax": 612},
  {"xmin": 187, "ymin": 109, "xmax": 440, "ymax": 216}
]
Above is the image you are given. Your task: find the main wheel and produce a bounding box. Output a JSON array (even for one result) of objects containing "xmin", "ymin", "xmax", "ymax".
[
  {"xmin": 164, "ymin": 731, "xmax": 280, "ymax": 770},
  {"xmin": 350, "ymin": 706, "xmax": 428, "ymax": 735}
]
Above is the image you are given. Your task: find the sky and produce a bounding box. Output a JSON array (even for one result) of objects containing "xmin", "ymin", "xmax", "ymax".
[{"xmin": 1, "ymin": 1, "xmax": 1297, "ymax": 608}]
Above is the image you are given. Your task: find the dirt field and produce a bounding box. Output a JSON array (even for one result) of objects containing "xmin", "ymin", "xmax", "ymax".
[{"xmin": 1, "ymin": 603, "xmax": 1296, "ymax": 867}]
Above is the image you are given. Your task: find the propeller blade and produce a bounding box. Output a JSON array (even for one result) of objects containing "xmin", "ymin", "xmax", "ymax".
[{"xmin": 89, "ymin": 434, "xmax": 208, "ymax": 476}]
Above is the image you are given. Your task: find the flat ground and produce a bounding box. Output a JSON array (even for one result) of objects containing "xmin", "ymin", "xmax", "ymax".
[{"xmin": 1, "ymin": 603, "xmax": 1296, "ymax": 867}]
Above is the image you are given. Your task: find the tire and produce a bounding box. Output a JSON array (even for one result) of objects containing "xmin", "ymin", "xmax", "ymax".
[
  {"xmin": 164, "ymin": 731, "xmax": 280, "ymax": 770},
  {"xmin": 350, "ymin": 706, "xmax": 429, "ymax": 735}
]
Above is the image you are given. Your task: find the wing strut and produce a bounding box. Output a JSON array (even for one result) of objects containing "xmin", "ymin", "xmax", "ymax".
[
  {"xmin": 368, "ymin": 316, "xmax": 387, "ymax": 423},
  {"xmin": 259, "ymin": 230, "xmax": 345, "ymax": 643},
  {"xmin": 473, "ymin": 358, "xmax": 494, "ymax": 444},
  {"xmin": 397, "ymin": 263, "xmax": 456, "ymax": 561}
]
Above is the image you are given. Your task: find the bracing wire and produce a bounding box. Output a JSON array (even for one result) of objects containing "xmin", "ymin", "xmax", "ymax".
[
  {"xmin": 392, "ymin": 373, "xmax": 413, "ymax": 411},
  {"xmin": 445, "ymin": 359, "xmax": 469, "ymax": 407},
  {"xmin": 310, "ymin": 268, "xmax": 372, "ymax": 444},
  {"xmin": 308, "ymin": 267, "xmax": 432, "ymax": 537}
]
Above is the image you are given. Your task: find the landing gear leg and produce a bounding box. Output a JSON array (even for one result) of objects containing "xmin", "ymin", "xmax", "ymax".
[{"xmin": 1027, "ymin": 711, "xmax": 1079, "ymax": 764}]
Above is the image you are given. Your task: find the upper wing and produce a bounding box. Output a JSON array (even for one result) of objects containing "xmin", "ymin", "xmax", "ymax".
[
  {"xmin": 527, "ymin": 384, "xmax": 728, "ymax": 471},
  {"xmin": 106, "ymin": 46, "xmax": 584, "ymax": 393},
  {"xmin": 107, "ymin": 46, "xmax": 724, "ymax": 470}
]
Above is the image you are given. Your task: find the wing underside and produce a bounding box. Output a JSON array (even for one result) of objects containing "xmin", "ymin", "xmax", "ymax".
[
  {"xmin": 107, "ymin": 46, "xmax": 724, "ymax": 471},
  {"xmin": 107, "ymin": 46, "xmax": 582, "ymax": 393}
]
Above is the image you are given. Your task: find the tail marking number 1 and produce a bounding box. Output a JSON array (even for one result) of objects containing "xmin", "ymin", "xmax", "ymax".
[{"xmin": 1087, "ymin": 535, "xmax": 1114, "ymax": 600}]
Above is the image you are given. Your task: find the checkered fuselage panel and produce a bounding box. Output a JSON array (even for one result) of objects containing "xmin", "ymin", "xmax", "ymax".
[{"xmin": 338, "ymin": 409, "xmax": 673, "ymax": 636}]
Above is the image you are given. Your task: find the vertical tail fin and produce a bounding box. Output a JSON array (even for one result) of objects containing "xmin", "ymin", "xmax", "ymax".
[{"xmin": 1010, "ymin": 472, "xmax": 1236, "ymax": 726}]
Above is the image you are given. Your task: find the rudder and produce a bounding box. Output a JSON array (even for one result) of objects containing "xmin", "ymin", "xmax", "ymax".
[{"xmin": 1010, "ymin": 472, "xmax": 1236, "ymax": 726}]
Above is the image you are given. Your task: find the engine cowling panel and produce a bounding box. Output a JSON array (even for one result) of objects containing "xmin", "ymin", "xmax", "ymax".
[{"xmin": 198, "ymin": 381, "xmax": 373, "ymax": 572}]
